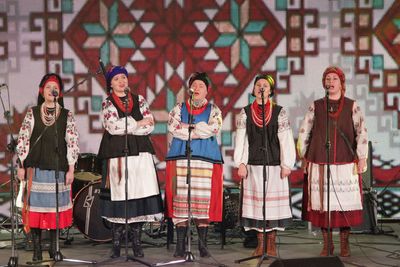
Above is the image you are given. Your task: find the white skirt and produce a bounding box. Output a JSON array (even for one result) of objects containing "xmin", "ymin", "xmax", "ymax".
[
  {"xmin": 242, "ymin": 165, "xmax": 292, "ymax": 221},
  {"xmin": 308, "ymin": 162, "xmax": 362, "ymax": 211},
  {"xmin": 109, "ymin": 152, "xmax": 160, "ymax": 201}
]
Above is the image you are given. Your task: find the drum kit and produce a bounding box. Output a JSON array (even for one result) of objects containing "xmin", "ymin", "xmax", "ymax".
[{"xmin": 71, "ymin": 153, "xmax": 111, "ymax": 242}]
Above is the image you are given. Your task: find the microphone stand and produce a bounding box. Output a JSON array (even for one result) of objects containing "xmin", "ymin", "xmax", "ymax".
[
  {"xmin": 235, "ymin": 89, "xmax": 276, "ymax": 266},
  {"xmin": 183, "ymin": 94, "xmax": 195, "ymax": 263},
  {"xmin": 0, "ymin": 85, "xmax": 25, "ymax": 267},
  {"xmin": 122, "ymin": 90, "xmax": 152, "ymax": 266},
  {"xmin": 63, "ymin": 68, "xmax": 102, "ymax": 95},
  {"xmin": 28, "ymin": 94, "xmax": 96, "ymax": 265},
  {"xmin": 155, "ymin": 94, "xmax": 225, "ymax": 267},
  {"xmin": 325, "ymin": 89, "xmax": 332, "ymax": 256}
]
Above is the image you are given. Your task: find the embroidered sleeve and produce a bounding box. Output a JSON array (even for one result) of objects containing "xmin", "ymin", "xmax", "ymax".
[
  {"xmin": 277, "ymin": 108, "xmax": 291, "ymax": 132},
  {"xmin": 16, "ymin": 108, "xmax": 34, "ymax": 164},
  {"xmin": 297, "ymin": 103, "xmax": 315, "ymax": 159},
  {"xmin": 65, "ymin": 111, "xmax": 80, "ymax": 165},
  {"xmin": 194, "ymin": 104, "xmax": 223, "ymax": 139},
  {"xmin": 352, "ymin": 101, "xmax": 369, "ymax": 159},
  {"xmin": 168, "ymin": 103, "xmax": 190, "ymax": 140},
  {"xmin": 277, "ymin": 108, "xmax": 296, "ymax": 169},
  {"xmin": 101, "ymin": 99, "xmax": 138, "ymax": 136},
  {"xmin": 131, "ymin": 95, "xmax": 154, "ymax": 135},
  {"xmin": 234, "ymin": 108, "xmax": 249, "ymax": 167}
]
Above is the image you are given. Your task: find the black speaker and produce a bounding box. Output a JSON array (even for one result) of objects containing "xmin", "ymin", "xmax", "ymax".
[
  {"xmin": 270, "ymin": 256, "xmax": 344, "ymax": 267},
  {"xmin": 352, "ymin": 190, "xmax": 378, "ymax": 233},
  {"xmin": 361, "ymin": 141, "xmax": 373, "ymax": 190},
  {"xmin": 222, "ymin": 186, "xmax": 240, "ymax": 229}
]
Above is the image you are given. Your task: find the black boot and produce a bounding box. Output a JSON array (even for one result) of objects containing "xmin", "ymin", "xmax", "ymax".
[
  {"xmin": 197, "ymin": 227, "xmax": 210, "ymax": 257},
  {"xmin": 130, "ymin": 223, "xmax": 144, "ymax": 257},
  {"xmin": 111, "ymin": 224, "xmax": 124, "ymax": 258},
  {"xmin": 174, "ymin": 226, "xmax": 187, "ymax": 258},
  {"xmin": 48, "ymin": 230, "xmax": 57, "ymax": 259},
  {"xmin": 31, "ymin": 228, "xmax": 42, "ymax": 261}
]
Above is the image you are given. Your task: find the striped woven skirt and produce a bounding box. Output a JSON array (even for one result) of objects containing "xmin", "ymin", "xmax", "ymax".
[
  {"xmin": 165, "ymin": 159, "xmax": 223, "ymax": 222},
  {"xmin": 23, "ymin": 168, "xmax": 72, "ymax": 230}
]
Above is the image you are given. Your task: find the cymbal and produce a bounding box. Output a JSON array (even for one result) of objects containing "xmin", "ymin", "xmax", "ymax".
[{"xmin": 74, "ymin": 172, "xmax": 101, "ymax": 181}]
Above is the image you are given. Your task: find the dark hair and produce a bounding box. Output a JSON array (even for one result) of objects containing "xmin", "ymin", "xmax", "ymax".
[
  {"xmin": 252, "ymin": 74, "xmax": 275, "ymax": 97},
  {"xmin": 188, "ymin": 72, "xmax": 211, "ymax": 90},
  {"xmin": 106, "ymin": 65, "xmax": 128, "ymax": 94},
  {"xmin": 37, "ymin": 73, "xmax": 64, "ymax": 107}
]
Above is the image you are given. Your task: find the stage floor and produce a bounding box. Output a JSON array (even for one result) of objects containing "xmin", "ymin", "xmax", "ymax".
[{"xmin": 0, "ymin": 222, "xmax": 399, "ymax": 267}]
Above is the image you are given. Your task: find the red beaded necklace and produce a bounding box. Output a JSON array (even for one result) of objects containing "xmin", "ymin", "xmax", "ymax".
[{"xmin": 250, "ymin": 99, "xmax": 272, "ymax": 127}]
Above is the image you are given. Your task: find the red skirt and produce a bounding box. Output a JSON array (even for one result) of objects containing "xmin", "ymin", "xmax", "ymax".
[
  {"xmin": 302, "ymin": 173, "xmax": 363, "ymax": 228},
  {"xmin": 164, "ymin": 160, "xmax": 223, "ymax": 222},
  {"xmin": 27, "ymin": 209, "xmax": 73, "ymax": 229}
]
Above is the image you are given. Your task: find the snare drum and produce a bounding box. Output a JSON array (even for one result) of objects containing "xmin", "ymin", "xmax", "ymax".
[
  {"xmin": 75, "ymin": 153, "xmax": 102, "ymax": 175},
  {"xmin": 73, "ymin": 181, "xmax": 111, "ymax": 242},
  {"xmin": 73, "ymin": 153, "xmax": 102, "ymax": 199}
]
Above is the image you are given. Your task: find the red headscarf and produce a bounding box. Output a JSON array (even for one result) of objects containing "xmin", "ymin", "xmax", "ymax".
[
  {"xmin": 322, "ymin": 66, "xmax": 346, "ymax": 93},
  {"xmin": 39, "ymin": 76, "xmax": 63, "ymax": 97}
]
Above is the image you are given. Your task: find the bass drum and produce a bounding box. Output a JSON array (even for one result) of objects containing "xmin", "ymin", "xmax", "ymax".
[{"xmin": 73, "ymin": 181, "xmax": 111, "ymax": 242}]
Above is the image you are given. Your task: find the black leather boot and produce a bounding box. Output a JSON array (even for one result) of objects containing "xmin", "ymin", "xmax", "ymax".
[
  {"xmin": 111, "ymin": 224, "xmax": 124, "ymax": 258},
  {"xmin": 130, "ymin": 223, "xmax": 144, "ymax": 257},
  {"xmin": 173, "ymin": 226, "xmax": 187, "ymax": 258},
  {"xmin": 48, "ymin": 230, "xmax": 57, "ymax": 259},
  {"xmin": 31, "ymin": 228, "xmax": 42, "ymax": 261},
  {"xmin": 197, "ymin": 227, "xmax": 210, "ymax": 257}
]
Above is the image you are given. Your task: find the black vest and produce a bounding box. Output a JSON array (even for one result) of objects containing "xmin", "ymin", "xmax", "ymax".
[
  {"xmin": 244, "ymin": 104, "xmax": 282, "ymax": 166},
  {"xmin": 97, "ymin": 94, "xmax": 155, "ymax": 159},
  {"xmin": 24, "ymin": 106, "xmax": 69, "ymax": 172}
]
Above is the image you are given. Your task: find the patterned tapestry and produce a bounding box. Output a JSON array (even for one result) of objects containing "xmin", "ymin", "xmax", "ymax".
[{"xmin": 0, "ymin": 0, "xmax": 399, "ymax": 220}]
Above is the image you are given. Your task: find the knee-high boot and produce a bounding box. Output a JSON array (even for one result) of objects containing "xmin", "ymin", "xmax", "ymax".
[
  {"xmin": 111, "ymin": 224, "xmax": 124, "ymax": 258},
  {"xmin": 173, "ymin": 226, "xmax": 187, "ymax": 258},
  {"xmin": 266, "ymin": 230, "xmax": 277, "ymax": 256},
  {"xmin": 320, "ymin": 228, "xmax": 334, "ymax": 256},
  {"xmin": 340, "ymin": 227, "xmax": 351, "ymax": 257},
  {"xmin": 48, "ymin": 230, "xmax": 57, "ymax": 259},
  {"xmin": 130, "ymin": 223, "xmax": 144, "ymax": 258},
  {"xmin": 197, "ymin": 227, "xmax": 210, "ymax": 258},
  {"xmin": 31, "ymin": 228, "xmax": 42, "ymax": 261},
  {"xmin": 252, "ymin": 232, "xmax": 264, "ymax": 256}
]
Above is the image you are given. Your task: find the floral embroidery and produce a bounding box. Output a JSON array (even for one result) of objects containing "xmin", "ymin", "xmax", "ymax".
[
  {"xmin": 66, "ymin": 111, "xmax": 79, "ymax": 164},
  {"xmin": 17, "ymin": 109, "xmax": 34, "ymax": 161},
  {"xmin": 278, "ymin": 108, "xmax": 291, "ymax": 133},
  {"xmin": 101, "ymin": 95, "xmax": 154, "ymax": 136},
  {"xmin": 236, "ymin": 109, "xmax": 247, "ymax": 129}
]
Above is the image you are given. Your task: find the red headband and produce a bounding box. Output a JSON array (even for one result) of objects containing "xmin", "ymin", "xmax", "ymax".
[{"xmin": 39, "ymin": 76, "xmax": 63, "ymax": 97}]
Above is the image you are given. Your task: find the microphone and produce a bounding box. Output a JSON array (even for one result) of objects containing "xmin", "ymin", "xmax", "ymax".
[
  {"xmin": 188, "ymin": 88, "xmax": 195, "ymax": 96},
  {"xmin": 99, "ymin": 58, "xmax": 107, "ymax": 78},
  {"xmin": 0, "ymin": 83, "xmax": 7, "ymax": 93},
  {"xmin": 51, "ymin": 89, "xmax": 59, "ymax": 97},
  {"xmin": 124, "ymin": 87, "xmax": 130, "ymax": 95},
  {"xmin": 324, "ymin": 84, "xmax": 331, "ymax": 96},
  {"xmin": 259, "ymin": 86, "xmax": 265, "ymax": 93},
  {"xmin": 325, "ymin": 83, "xmax": 331, "ymax": 90}
]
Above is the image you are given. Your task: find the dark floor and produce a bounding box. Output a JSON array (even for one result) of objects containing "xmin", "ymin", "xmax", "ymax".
[{"xmin": 0, "ymin": 222, "xmax": 399, "ymax": 267}]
